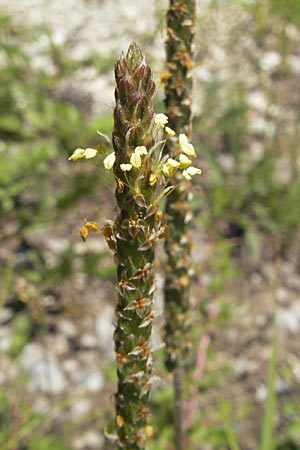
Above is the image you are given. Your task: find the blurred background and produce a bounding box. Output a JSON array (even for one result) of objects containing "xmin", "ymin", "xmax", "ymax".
[{"xmin": 1, "ymin": 0, "xmax": 300, "ymax": 449}]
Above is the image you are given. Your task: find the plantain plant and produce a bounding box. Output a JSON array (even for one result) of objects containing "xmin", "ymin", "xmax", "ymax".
[
  {"xmin": 163, "ymin": 1, "xmax": 196, "ymax": 448},
  {"xmin": 69, "ymin": 42, "xmax": 200, "ymax": 449}
]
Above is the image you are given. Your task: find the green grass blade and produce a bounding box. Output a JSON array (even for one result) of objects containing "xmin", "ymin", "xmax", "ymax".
[
  {"xmin": 224, "ymin": 419, "xmax": 241, "ymax": 450},
  {"xmin": 259, "ymin": 317, "xmax": 277, "ymax": 450},
  {"xmin": 220, "ymin": 399, "xmax": 241, "ymax": 450}
]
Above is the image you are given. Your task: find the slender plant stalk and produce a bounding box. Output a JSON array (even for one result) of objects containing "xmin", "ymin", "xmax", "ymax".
[
  {"xmin": 69, "ymin": 41, "xmax": 201, "ymax": 450},
  {"xmin": 164, "ymin": 0, "xmax": 196, "ymax": 370},
  {"xmin": 110, "ymin": 43, "xmax": 199, "ymax": 448},
  {"xmin": 163, "ymin": 1, "xmax": 196, "ymax": 449},
  {"xmin": 111, "ymin": 43, "xmax": 159, "ymax": 449}
]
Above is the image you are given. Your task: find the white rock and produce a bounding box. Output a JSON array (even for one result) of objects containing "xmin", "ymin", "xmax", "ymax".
[
  {"xmin": 62, "ymin": 358, "xmax": 80, "ymax": 373},
  {"xmin": 20, "ymin": 343, "xmax": 67, "ymax": 394},
  {"xmin": 80, "ymin": 333, "xmax": 98, "ymax": 349},
  {"xmin": 278, "ymin": 303, "xmax": 300, "ymax": 333},
  {"xmin": 248, "ymin": 115, "xmax": 269, "ymax": 135},
  {"xmin": 232, "ymin": 358, "xmax": 257, "ymax": 376},
  {"xmin": 274, "ymin": 157, "xmax": 292, "ymax": 185},
  {"xmin": 33, "ymin": 397, "xmax": 51, "ymax": 414},
  {"xmin": 58, "ymin": 319, "xmax": 77, "ymax": 338},
  {"xmin": 251, "ymin": 272, "xmax": 263, "ymax": 286},
  {"xmin": 217, "ymin": 154, "xmax": 234, "ymax": 171},
  {"xmin": 275, "ymin": 287, "xmax": 289, "ymax": 304},
  {"xmin": 95, "ymin": 306, "xmax": 115, "ymax": 361},
  {"xmin": 286, "ymin": 24, "xmax": 300, "ymax": 41},
  {"xmin": 70, "ymin": 368, "xmax": 104, "ymax": 392},
  {"xmin": 47, "ymin": 238, "xmax": 69, "ymax": 255},
  {"xmin": 291, "ymin": 361, "xmax": 300, "ymax": 381},
  {"xmin": 255, "ymin": 384, "xmax": 267, "ymax": 402},
  {"xmin": 246, "ymin": 91, "xmax": 267, "ymax": 112},
  {"xmin": 194, "ymin": 66, "xmax": 212, "ymax": 82},
  {"xmin": 0, "ymin": 357, "xmax": 18, "ymax": 384},
  {"xmin": 260, "ymin": 51, "xmax": 281, "ymax": 71},
  {"xmin": 73, "ymin": 238, "xmax": 107, "ymax": 256},
  {"xmin": 288, "ymin": 55, "xmax": 300, "ymax": 74},
  {"xmin": 249, "ymin": 141, "xmax": 264, "ymax": 161},
  {"xmin": 70, "ymin": 398, "xmax": 92, "ymax": 420},
  {"xmin": 49, "ymin": 335, "xmax": 69, "ymax": 355},
  {"xmin": 73, "ymin": 430, "xmax": 103, "ymax": 450},
  {"xmin": 0, "ymin": 327, "xmax": 12, "ymax": 352}
]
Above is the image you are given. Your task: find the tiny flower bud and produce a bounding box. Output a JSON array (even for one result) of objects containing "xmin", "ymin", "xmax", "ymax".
[
  {"xmin": 103, "ymin": 152, "xmax": 116, "ymax": 170},
  {"xmin": 182, "ymin": 166, "xmax": 201, "ymax": 180},
  {"xmin": 165, "ymin": 126, "xmax": 176, "ymax": 137},
  {"xmin": 162, "ymin": 163, "xmax": 172, "ymax": 177},
  {"xmin": 134, "ymin": 146, "xmax": 148, "ymax": 156},
  {"xmin": 186, "ymin": 166, "xmax": 202, "ymax": 176},
  {"xmin": 84, "ymin": 148, "xmax": 98, "ymax": 159},
  {"xmin": 116, "ymin": 178, "xmax": 124, "ymax": 193},
  {"xmin": 179, "ymin": 133, "xmax": 196, "ymax": 157},
  {"xmin": 154, "ymin": 113, "xmax": 168, "ymax": 128},
  {"xmin": 149, "ymin": 173, "xmax": 158, "ymax": 186},
  {"xmin": 69, "ymin": 148, "xmax": 85, "ymax": 161},
  {"xmin": 179, "ymin": 153, "xmax": 192, "ymax": 168},
  {"xmin": 166, "ymin": 157, "xmax": 180, "ymax": 168},
  {"xmin": 130, "ymin": 152, "xmax": 142, "ymax": 168},
  {"xmin": 182, "ymin": 169, "xmax": 192, "ymax": 181},
  {"xmin": 79, "ymin": 225, "xmax": 88, "ymax": 241},
  {"xmin": 120, "ymin": 163, "xmax": 132, "ymax": 172},
  {"xmin": 116, "ymin": 415, "xmax": 124, "ymax": 428}
]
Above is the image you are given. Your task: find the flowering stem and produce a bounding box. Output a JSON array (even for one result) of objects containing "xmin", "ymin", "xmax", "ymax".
[
  {"xmin": 111, "ymin": 43, "xmax": 163, "ymax": 450},
  {"xmin": 69, "ymin": 39, "xmax": 201, "ymax": 450},
  {"xmin": 163, "ymin": 1, "xmax": 196, "ymax": 449}
]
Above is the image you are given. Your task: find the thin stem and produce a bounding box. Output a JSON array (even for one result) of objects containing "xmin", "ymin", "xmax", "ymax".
[{"xmin": 173, "ymin": 363, "xmax": 184, "ymax": 450}]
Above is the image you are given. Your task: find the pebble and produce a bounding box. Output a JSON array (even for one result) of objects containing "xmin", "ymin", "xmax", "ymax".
[
  {"xmin": 278, "ymin": 303, "xmax": 300, "ymax": 333},
  {"xmin": 20, "ymin": 343, "xmax": 67, "ymax": 394},
  {"xmin": 32, "ymin": 397, "xmax": 51, "ymax": 414},
  {"xmin": 69, "ymin": 368, "xmax": 104, "ymax": 392},
  {"xmin": 47, "ymin": 237, "xmax": 69, "ymax": 255},
  {"xmin": 48, "ymin": 334, "xmax": 70, "ymax": 355},
  {"xmin": 246, "ymin": 91, "xmax": 267, "ymax": 112},
  {"xmin": 0, "ymin": 357, "xmax": 18, "ymax": 384},
  {"xmin": 62, "ymin": 358, "xmax": 80, "ymax": 374},
  {"xmin": 275, "ymin": 287, "xmax": 290, "ymax": 304},
  {"xmin": 0, "ymin": 327, "xmax": 12, "ymax": 352},
  {"xmin": 73, "ymin": 430, "xmax": 103, "ymax": 450},
  {"xmin": 255, "ymin": 384, "xmax": 267, "ymax": 402},
  {"xmin": 232, "ymin": 358, "xmax": 258, "ymax": 377},
  {"xmin": 80, "ymin": 333, "xmax": 98, "ymax": 349},
  {"xmin": 70, "ymin": 398, "xmax": 92, "ymax": 420},
  {"xmin": 95, "ymin": 307, "xmax": 115, "ymax": 361},
  {"xmin": 260, "ymin": 51, "xmax": 281, "ymax": 71},
  {"xmin": 73, "ymin": 238, "xmax": 107, "ymax": 256},
  {"xmin": 58, "ymin": 319, "xmax": 77, "ymax": 338},
  {"xmin": 288, "ymin": 55, "xmax": 300, "ymax": 74},
  {"xmin": 255, "ymin": 314, "xmax": 268, "ymax": 327},
  {"xmin": 249, "ymin": 142, "xmax": 264, "ymax": 162}
]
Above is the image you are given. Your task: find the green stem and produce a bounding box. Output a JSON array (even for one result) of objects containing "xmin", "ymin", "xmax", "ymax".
[
  {"xmin": 111, "ymin": 43, "xmax": 160, "ymax": 450},
  {"xmin": 174, "ymin": 363, "xmax": 184, "ymax": 450},
  {"xmin": 164, "ymin": 0, "xmax": 196, "ymax": 371},
  {"xmin": 163, "ymin": 2, "xmax": 196, "ymax": 449}
]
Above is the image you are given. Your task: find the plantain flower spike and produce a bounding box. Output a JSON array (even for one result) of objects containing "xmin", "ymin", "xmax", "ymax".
[
  {"xmin": 111, "ymin": 43, "xmax": 165, "ymax": 450},
  {"xmin": 164, "ymin": 0, "xmax": 196, "ymax": 372}
]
